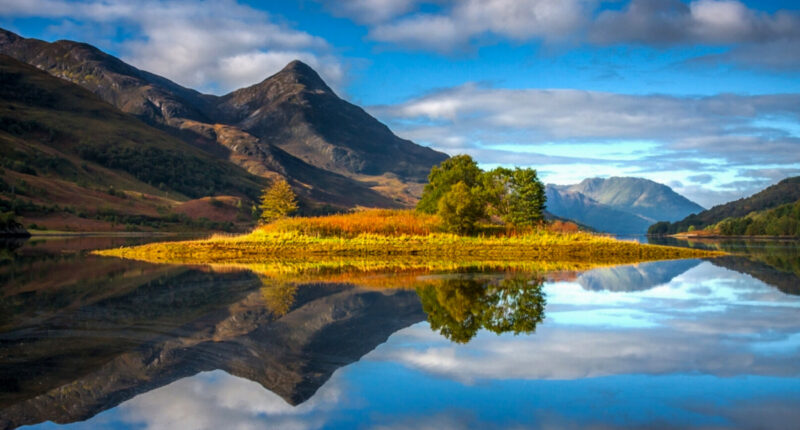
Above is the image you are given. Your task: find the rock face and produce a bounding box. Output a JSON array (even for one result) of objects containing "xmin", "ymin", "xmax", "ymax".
[
  {"xmin": 546, "ymin": 177, "xmax": 704, "ymax": 234},
  {"xmin": 0, "ymin": 28, "xmax": 448, "ymax": 209}
]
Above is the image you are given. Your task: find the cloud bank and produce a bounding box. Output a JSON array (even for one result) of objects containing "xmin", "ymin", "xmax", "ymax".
[
  {"xmin": 335, "ymin": 0, "xmax": 800, "ymax": 70},
  {"xmin": 371, "ymin": 83, "xmax": 800, "ymax": 206},
  {"xmin": 0, "ymin": 0, "xmax": 345, "ymax": 94}
]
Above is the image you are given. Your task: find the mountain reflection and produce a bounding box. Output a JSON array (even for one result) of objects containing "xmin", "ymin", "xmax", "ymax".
[
  {"xmin": 577, "ymin": 259, "xmax": 701, "ymax": 292},
  {"xmin": 0, "ymin": 239, "xmax": 551, "ymax": 429},
  {"xmin": 649, "ymin": 237, "xmax": 800, "ymax": 295}
]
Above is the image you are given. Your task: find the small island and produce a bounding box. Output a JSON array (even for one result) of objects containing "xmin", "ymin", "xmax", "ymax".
[{"xmin": 97, "ymin": 156, "xmax": 721, "ymax": 266}]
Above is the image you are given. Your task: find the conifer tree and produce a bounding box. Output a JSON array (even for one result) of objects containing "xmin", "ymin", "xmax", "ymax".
[{"xmin": 259, "ymin": 179, "xmax": 298, "ymax": 224}]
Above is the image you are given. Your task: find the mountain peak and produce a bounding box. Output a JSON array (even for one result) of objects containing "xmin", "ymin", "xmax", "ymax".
[{"xmin": 272, "ymin": 59, "xmax": 332, "ymax": 93}]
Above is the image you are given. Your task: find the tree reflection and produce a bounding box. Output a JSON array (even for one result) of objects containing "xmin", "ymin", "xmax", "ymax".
[
  {"xmin": 260, "ymin": 277, "xmax": 297, "ymax": 317},
  {"xmin": 416, "ymin": 274, "xmax": 546, "ymax": 343}
]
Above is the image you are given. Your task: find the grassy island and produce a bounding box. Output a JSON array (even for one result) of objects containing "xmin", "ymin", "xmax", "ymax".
[{"xmin": 95, "ymin": 209, "xmax": 722, "ymax": 266}]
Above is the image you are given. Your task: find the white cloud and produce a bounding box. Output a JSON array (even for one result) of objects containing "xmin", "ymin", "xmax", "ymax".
[
  {"xmin": 369, "ymin": 262, "xmax": 800, "ymax": 383},
  {"xmin": 370, "ymin": 83, "xmax": 800, "ymax": 204},
  {"xmin": 317, "ymin": 0, "xmax": 425, "ymax": 24},
  {"xmin": 0, "ymin": 0, "xmax": 345, "ymax": 94},
  {"xmin": 346, "ymin": 0, "xmax": 800, "ymax": 69},
  {"xmin": 368, "ymin": 0, "xmax": 591, "ymax": 52},
  {"xmin": 119, "ymin": 370, "xmax": 345, "ymax": 430}
]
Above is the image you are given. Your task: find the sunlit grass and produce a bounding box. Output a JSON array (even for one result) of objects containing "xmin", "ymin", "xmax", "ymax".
[{"xmin": 95, "ymin": 209, "xmax": 722, "ymax": 266}]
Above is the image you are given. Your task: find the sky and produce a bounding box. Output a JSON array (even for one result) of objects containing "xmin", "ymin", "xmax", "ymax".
[{"xmin": 1, "ymin": 0, "xmax": 799, "ymax": 207}]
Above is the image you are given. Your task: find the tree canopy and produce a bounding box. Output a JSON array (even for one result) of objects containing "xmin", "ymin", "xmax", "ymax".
[
  {"xmin": 437, "ymin": 181, "xmax": 485, "ymax": 235},
  {"xmin": 417, "ymin": 155, "xmax": 547, "ymax": 233},
  {"xmin": 417, "ymin": 155, "xmax": 483, "ymax": 214}
]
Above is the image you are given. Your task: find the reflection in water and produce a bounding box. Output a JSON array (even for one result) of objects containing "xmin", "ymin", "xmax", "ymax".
[
  {"xmin": 418, "ymin": 275, "xmax": 545, "ymax": 343},
  {"xmin": 649, "ymin": 236, "xmax": 800, "ymax": 295},
  {"xmin": 1, "ymin": 237, "xmax": 800, "ymax": 429},
  {"xmin": 577, "ymin": 259, "xmax": 701, "ymax": 292},
  {"xmin": 0, "ymin": 238, "xmax": 547, "ymax": 429}
]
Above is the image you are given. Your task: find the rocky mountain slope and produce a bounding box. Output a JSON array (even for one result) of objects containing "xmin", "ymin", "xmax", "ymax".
[
  {"xmin": 0, "ymin": 28, "xmax": 448, "ymax": 212},
  {"xmin": 217, "ymin": 60, "xmax": 447, "ymax": 180}
]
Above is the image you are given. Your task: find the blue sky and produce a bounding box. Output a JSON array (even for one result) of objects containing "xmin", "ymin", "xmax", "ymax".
[{"xmin": 2, "ymin": 0, "xmax": 799, "ymax": 207}]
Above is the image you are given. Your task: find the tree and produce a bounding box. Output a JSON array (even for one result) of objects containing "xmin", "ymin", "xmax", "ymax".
[
  {"xmin": 501, "ymin": 168, "xmax": 547, "ymax": 227},
  {"xmin": 259, "ymin": 179, "xmax": 298, "ymax": 224},
  {"xmin": 437, "ymin": 181, "xmax": 484, "ymax": 235},
  {"xmin": 417, "ymin": 155, "xmax": 483, "ymax": 214},
  {"xmin": 480, "ymin": 167, "xmax": 514, "ymax": 219}
]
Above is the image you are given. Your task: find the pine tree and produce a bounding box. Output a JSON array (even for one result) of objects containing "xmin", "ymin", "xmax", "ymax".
[
  {"xmin": 505, "ymin": 168, "xmax": 546, "ymax": 228},
  {"xmin": 259, "ymin": 179, "xmax": 298, "ymax": 224}
]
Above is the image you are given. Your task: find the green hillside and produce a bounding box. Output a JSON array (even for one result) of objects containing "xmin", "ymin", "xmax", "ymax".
[
  {"xmin": 709, "ymin": 200, "xmax": 800, "ymax": 237},
  {"xmin": 649, "ymin": 177, "xmax": 800, "ymax": 235},
  {"xmin": 0, "ymin": 54, "xmax": 265, "ymax": 231}
]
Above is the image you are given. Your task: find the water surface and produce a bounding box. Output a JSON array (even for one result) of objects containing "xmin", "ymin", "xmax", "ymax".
[{"xmin": 1, "ymin": 236, "xmax": 799, "ymax": 429}]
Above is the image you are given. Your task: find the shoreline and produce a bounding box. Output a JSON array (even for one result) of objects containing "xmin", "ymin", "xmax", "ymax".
[{"xmin": 665, "ymin": 233, "xmax": 800, "ymax": 240}]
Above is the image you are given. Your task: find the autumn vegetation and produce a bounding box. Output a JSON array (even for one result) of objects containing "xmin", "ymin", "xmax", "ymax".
[{"xmin": 95, "ymin": 156, "xmax": 722, "ymax": 265}]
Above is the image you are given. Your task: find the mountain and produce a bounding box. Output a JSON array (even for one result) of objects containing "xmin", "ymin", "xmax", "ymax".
[
  {"xmin": 649, "ymin": 176, "xmax": 800, "ymax": 235},
  {"xmin": 0, "ymin": 54, "xmax": 269, "ymax": 231},
  {"xmin": 568, "ymin": 177, "xmax": 704, "ymax": 223},
  {"xmin": 545, "ymin": 185, "xmax": 653, "ymax": 234},
  {"xmin": 0, "ymin": 28, "xmax": 448, "ymax": 213},
  {"xmin": 0, "ymin": 28, "xmax": 215, "ymax": 126},
  {"xmin": 545, "ymin": 177, "xmax": 704, "ymax": 234},
  {"xmin": 217, "ymin": 60, "xmax": 447, "ymax": 180}
]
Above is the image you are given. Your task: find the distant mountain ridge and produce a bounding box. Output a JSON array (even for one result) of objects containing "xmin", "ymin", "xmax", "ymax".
[
  {"xmin": 0, "ymin": 28, "xmax": 448, "ymax": 211},
  {"xmin": 650, "ymin": 176, "xmax": 800, "ymax": 234},
  {"xmin": 546, "ymin": 177, "xmax": 704, "ymax": 234}
]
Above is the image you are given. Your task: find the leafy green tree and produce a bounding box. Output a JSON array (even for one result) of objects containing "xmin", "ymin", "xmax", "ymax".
[
  {"xmin": 417, "ymin": 275, "xmax": 546, "ymax": 343},
  {"xmin": 259, "ymin": 179, "xmax": 298, "ymax": 224},
  {"xmin": 417, "ymin": 155, "xmax": 483, "ymax": 214},
  {"xmin": 505, "ymin": 168, "xmax": 546, "ymax": 227},
  {"xmin": 480, "ymin": 167, "xmax": 514, "ymax": 218},
  {"xmin": 437, "ymin": 181, "xmax": 484, "ymax": 235}
]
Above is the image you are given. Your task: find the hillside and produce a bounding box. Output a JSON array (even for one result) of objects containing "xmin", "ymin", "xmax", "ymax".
[
  {"xmin": 568, "ymin": 177, "xmax": 704, "ymax": 222},
  {"xmin": 704, "ymin": 200, "xmax": 800, "ymax": 237},
  {"xmin": 0, "ymin": 28, "xmax": 448, "ymax": 208},
  {"xmin": 649, "ymin": 177, "xmax": 800, "ymax": 235},
  {"xmin": 0, "ymin": 54, "xmax": 264, "ymax": 231}
]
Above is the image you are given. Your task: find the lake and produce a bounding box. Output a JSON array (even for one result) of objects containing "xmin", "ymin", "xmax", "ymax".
[{"xmin": 1, "ymin": 236, "xmax": 799, "ymax": 429}]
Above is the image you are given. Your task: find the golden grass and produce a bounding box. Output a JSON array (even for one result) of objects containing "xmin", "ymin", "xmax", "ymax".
[
  {"xmin": 258, "ymin": 209, "xmax": 441, "ymax": 237},
  {"xmin": 95, "ymin": 210, "xmax": 723, "ymax": 267}
]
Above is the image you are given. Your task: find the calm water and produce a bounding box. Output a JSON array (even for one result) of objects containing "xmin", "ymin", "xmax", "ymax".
[{"xmin": 1, "ymin": 236, "xmax": 799, "ymax": 429}]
